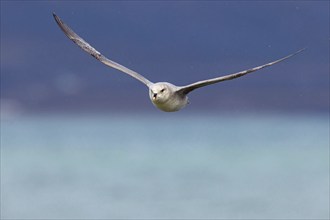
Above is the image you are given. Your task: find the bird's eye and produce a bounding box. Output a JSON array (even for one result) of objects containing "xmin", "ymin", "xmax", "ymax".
[{"xmin": 160, "ymin": 89, "xmax": 165, "ymax": 93}]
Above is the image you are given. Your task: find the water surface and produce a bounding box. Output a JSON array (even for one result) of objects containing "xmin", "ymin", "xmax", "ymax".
[{"xmin": 1, "ymin": 113, "xmax": 329, "ymax": 219}]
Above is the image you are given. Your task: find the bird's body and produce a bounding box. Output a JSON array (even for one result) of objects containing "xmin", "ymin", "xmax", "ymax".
[
  {"xmin": 53, "ymin": 13, "xmax": 305, "ymax": 112},
  {"xmin": 149, "ymin": 82, "xmax": 188, "ymax": 112}
]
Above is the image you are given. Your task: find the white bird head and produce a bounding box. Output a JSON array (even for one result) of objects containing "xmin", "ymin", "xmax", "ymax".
[{"xmin": 149, "ymin": 83, "xmax": 172, "ymax": 104}]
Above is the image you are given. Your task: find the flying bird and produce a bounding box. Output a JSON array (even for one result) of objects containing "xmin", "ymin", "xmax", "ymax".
[{"xmin": 53, "ymin": 13, "xmax": 305, "ymax": 112}]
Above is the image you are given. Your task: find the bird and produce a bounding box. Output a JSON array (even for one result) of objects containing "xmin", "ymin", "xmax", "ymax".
[{"xmin": 53, "ymin": 13, "xmax": 305, "ymax": 112}]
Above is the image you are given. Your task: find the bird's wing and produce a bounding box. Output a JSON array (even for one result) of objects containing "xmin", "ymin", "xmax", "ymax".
[
  {"xmin": 53, "ymin": 13, "xmax": 152, "ymax": 87},
  {"xmin": 177, "ymin": 48, "xmax": 305, "ymax": 95}
]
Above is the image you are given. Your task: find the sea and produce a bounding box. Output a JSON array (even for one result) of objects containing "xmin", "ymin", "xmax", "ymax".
[{"xmin": 1, "ymin": 112, "xmax": 329, "ymax": 219}]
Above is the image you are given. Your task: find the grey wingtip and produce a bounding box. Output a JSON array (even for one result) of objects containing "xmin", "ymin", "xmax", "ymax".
[
  {"xmin": 289, "ymin": 47, "xmax": 307, "ymax": 59},
  {"xmin": 299, "ymin": 47, "xmax": 307, "ymax": 52},
  {"xmin": 52, "ymin": 12, "xmax": 61, "ymax": 23},
  {"xmin": 296, "ymin": 47, "xmax": 307, "ymax": 54},
  {"xmin": 52, "ymin": 12, "xmax": 57, "ymax": 19}
]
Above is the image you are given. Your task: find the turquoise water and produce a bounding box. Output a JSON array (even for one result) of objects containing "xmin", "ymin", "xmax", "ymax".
[{"xmin": 1, "ymin": 113, "xmax": 329, "ymax": 219}]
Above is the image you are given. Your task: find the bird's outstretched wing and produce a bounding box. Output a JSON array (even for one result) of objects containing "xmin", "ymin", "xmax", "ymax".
[
  {"xmin": 178, "ymin": 48, "xmax": 305, "ymax": 95},
  {"xmin": 53, "ymin": 13, "xmax": 152, "ymax": 87}
]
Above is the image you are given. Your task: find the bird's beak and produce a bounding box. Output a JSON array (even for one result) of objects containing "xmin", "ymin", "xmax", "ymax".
[{"xmin": 153, "ymin": 93, "xmax": 157, "ymax": 100}]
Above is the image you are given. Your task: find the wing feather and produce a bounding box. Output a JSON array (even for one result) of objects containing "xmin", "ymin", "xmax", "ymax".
[
  {"xmin": 53, "ymin": 13, "xmax": 152, "ymax": 87},
  {"xmin": 178, "ymin": 48, "xmax": 305, "ymax": 95}
]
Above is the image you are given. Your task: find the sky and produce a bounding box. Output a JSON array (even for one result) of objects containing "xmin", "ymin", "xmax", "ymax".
[{"xmin": 1, "ymin": 1, "xmax": 329, "ymax": 114}]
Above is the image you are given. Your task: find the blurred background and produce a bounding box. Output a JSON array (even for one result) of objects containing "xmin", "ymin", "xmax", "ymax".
[{"xmin": 1, "ymin": 1, "xmax": 329, "ymax": 219}]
